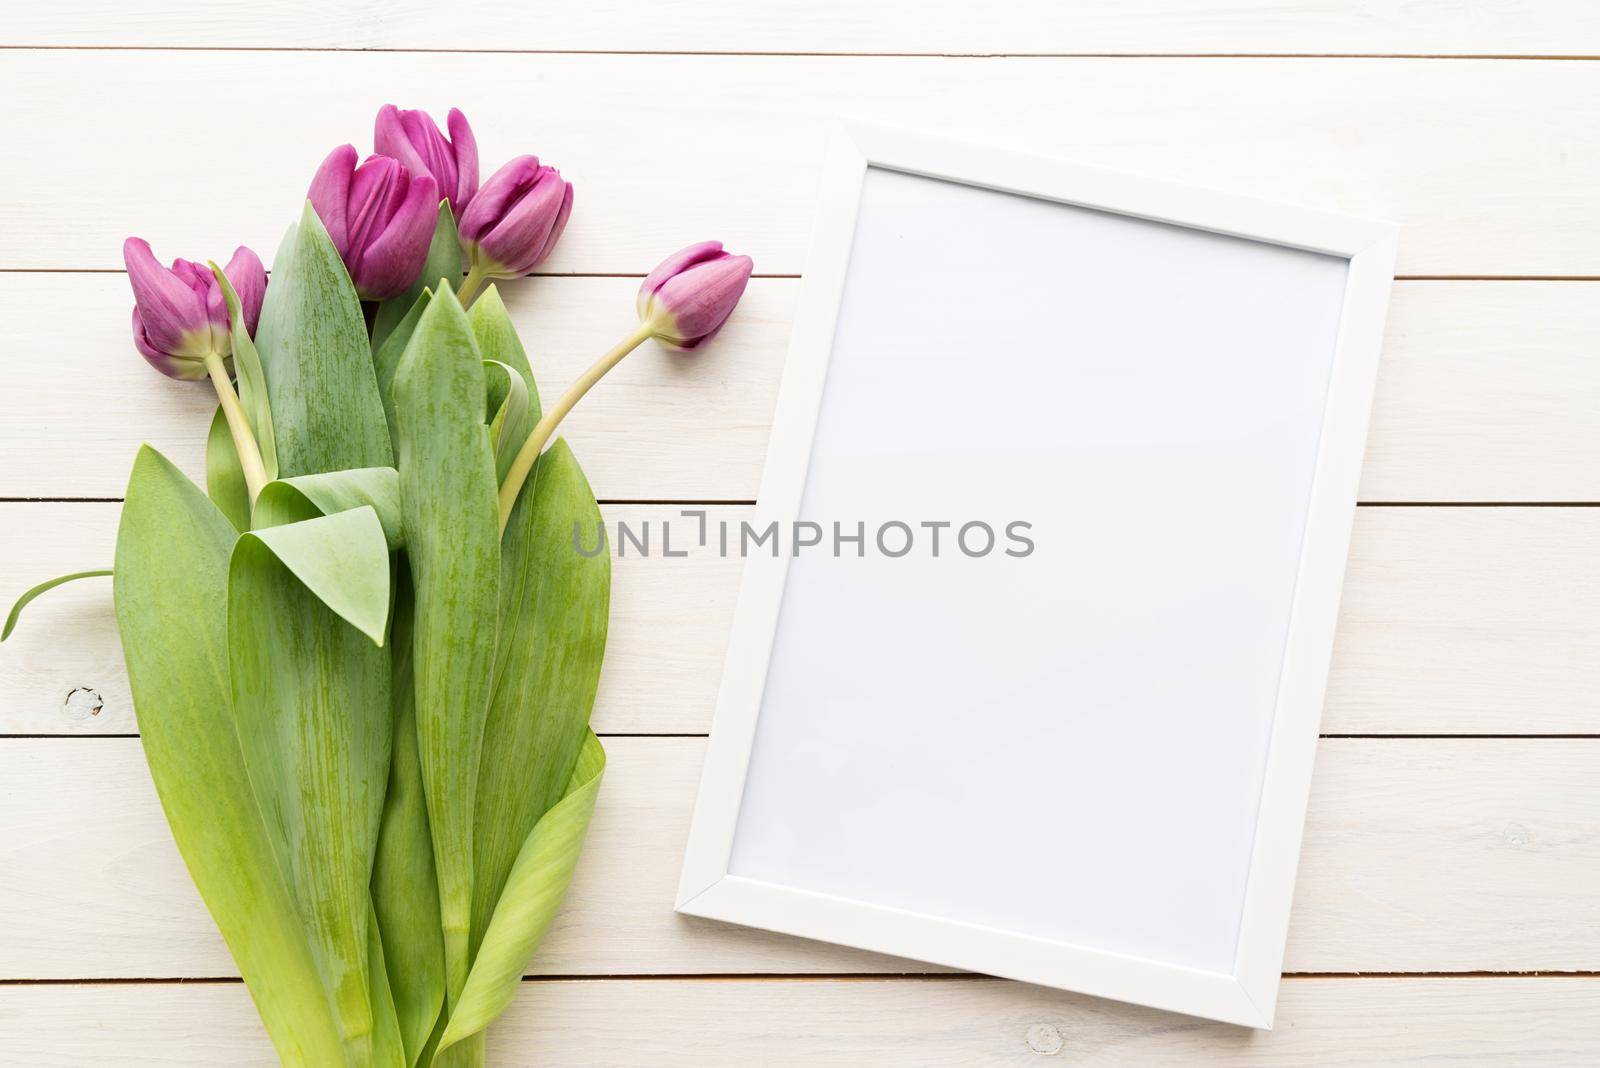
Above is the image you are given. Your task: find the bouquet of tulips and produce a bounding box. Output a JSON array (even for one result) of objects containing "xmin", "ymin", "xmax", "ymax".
[{"xmin": 4, "ymin": 104, "xmax": 752, "ymax": 1067}]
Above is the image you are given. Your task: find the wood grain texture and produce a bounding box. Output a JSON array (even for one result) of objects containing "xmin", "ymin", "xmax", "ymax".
[
  {"xmin": 5, "ymin": 505, "xmax": 1597, "ymax": 737},
  {"xmin": 2, "ymin": 737, "xmax": 1596, "ymax": 979},
  {"xmin": 0, "ymin": 978, "xmax": 1596, "ymax": 1065},
  {"xmin": 12, "ymin": 1, "xmax": 1600, "ymax": 55},
  {"xmin": 4, "ymin": 54, "xmax": 1599, "ymax": 275},
  {"xmin": 6, "ymin": 277, "xmax": 1599, "ymax": 502}
]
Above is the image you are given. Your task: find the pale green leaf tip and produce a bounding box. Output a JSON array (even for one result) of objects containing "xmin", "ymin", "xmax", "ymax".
[
  {"xmin": 474, "ymin": 284, "xmax": 504, "ymax": 312},
  {"xmin": 299, "ymin": 198, "xmax": 331, "ymax": 241}
]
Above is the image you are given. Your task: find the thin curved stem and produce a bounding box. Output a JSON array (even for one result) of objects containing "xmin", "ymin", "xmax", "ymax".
[
  {"xmin": 204, "ymin": 351, "xmax": 269, "ymax": 504},
  {"xmin": 497, "ymin": 323, "xmax": 654, "ymax": 534}
]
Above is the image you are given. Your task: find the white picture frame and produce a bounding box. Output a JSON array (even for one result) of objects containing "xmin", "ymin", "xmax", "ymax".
[{"xmin": 675, "ymin": 121, "xmax": 1399, "ymax": 1029}]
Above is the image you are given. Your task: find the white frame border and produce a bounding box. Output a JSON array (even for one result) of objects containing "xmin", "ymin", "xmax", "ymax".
[{"xmin": 675, "ymin": 121, "xmax": 1399, "ymax": 1030}]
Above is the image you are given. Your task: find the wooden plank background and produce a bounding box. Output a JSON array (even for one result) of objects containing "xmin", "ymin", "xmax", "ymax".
[{"xmin": 2, "ymin": 2, "xmax": 1598, "ymax": 1062}]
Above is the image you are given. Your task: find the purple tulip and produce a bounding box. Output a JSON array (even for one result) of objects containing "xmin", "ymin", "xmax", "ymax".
[
  {"xmin": 458, "ymin": 156, "xmax": 572, "ymax": 285},
  {"xmin": 636, "ymin": 242, "xmax": 755, "ymax": 350},
  {"xmin": 124, "ymin": 238, "xmax": 266, "ymax": 380},
  {"xmin": 374, "ymin": 104, "xmax": 478, "ymax": 216},
  {"xmin": 307, "ymin": 145, "xmax": 440, "ymax": 300}
]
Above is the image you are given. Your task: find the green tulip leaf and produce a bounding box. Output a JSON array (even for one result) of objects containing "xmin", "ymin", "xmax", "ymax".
[
  {"xmin": 256, "ymin": 466, "xmax": 405, "ymax": 551},
  {"xmin": 366, "ymin": 899, "xmax": 410, "ymax": 1068},
  {"xmin": 375, "ymin": 289, "xmax": 433, "ymax": 451},
  {"xmin": 256, "ymin": 203, "xmax": 393, "ymax": 477},
  {"xmin": 211, "ymin": 262, "xmax": 279, "ymax": 483},
  {"xmin": 373, "ymin": 201, "xmax": 463, "ymax": 356},
  {"xmin": 471, "ymin": 439, "xmax": 610, "ymax": 953},
  {"xmin": 239, "ymin": 506, "xmax": 391, "ymax": 646},
  {"xmin": 482, "ymin": 360, "xmax": 532, "ymax": 485},
  {"xmin": 371, "ymin": 570, "xmax": 446, "ymax": 1067},
  {"xmin": 438, "ymin": 732, "xmax": 606, "ymax": 1055},
  {"xmin": 468, "ymin": 286, "xmax": 536, "ymax": 397},
  {"xmin": 205, "ymin": 404, "xmax": 252, "ymax": 531},
  {"xmin": 2, "ymin": 568, "xmax": 112, "ymax": 642},
  {"xmin": 114, "ymin": 446, "xmax": 345, "ymax": 1065},
  {"xmin": 393, "ymin": 285, "xmax": 501, "ymax": 1008},
  {"xmin": 228, "ymin": 505, "xmax": 394, "ymax": 1062},
  {"xmin": 470, "ymin": 286, "xmax": 541, "ymax": 484}
]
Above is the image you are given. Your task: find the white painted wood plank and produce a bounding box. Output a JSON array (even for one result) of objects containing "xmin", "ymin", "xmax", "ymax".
[
  {"xmin": 1361, "ymin": 282, "xmax": 1600, "ymax": 502},
  {"xmin": 1329, "ymin": 507, "xmax": 1600, "ymax": 734},
  {"xmin": 3, "ymin": 54, "xmax": 1597, "ymax": 275},
  {"xmin": 2, "ymin": 737, "xmax": 1595, "ymax": 978},
  {"xmin": 12, "ymin": 1, "xmax": 1600, "ymax": 55},
  {"xmin": 5, "ymin": 277, "xmax": 1597, "ymax": 502},
  {"xmin": 4, "ymin": 506, "xmax": 1596, "ymax": 736},
  {"xmin": 1, "ymin": 977, "xmax": 1595, "ymax": 1065}
]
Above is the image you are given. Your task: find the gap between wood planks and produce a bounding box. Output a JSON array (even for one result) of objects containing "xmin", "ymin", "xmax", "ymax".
[
  {"xmin": 3, "ymin": 971, "xmax": 1598, "ymax": 986},
  {"xmin": 10, "ymin": 46, "xmax": 1600, "ymax": 60}
]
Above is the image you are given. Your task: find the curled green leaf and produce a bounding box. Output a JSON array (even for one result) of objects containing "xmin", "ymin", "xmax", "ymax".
[
  {"xmin": 238, "ymin": 506, "xmax": 392, "ymax": 646},
  {"xmin": 256, "ymin": 467, "xmax": 405, "ymax": 551},
  {"xmin": 438, "ymin": 733, "xmax": 606, "ymax": 1055},
  {"xmin": 482, "ymin": 360, "xmax": 532, "ymax": 485}
]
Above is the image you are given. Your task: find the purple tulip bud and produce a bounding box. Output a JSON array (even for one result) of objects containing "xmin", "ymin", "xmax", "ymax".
[
  {"xmin": 124, "ymin": 238, "xmax": 266, "ymax": 380},
  {"xmin": 374, "ymin": 104, "xmax": 478, "ymax": 216},
  {"xmin": 458, "ymin": 156, "xmax": 572, "ymax": 279},
  {"xmin": 307, "ymin": 145, "xmax": 440, "ymax": 300},
  {"xmin": 636, "ymin": 242, "xmax": 755, "ymax": 350}
]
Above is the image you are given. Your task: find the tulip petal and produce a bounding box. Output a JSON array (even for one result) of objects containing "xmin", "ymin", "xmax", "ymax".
[
  {"xmin": 636, "ymin": 241, "xmax": 724, "ymax": 317},
  {"xmin": 123, "ymin": 237, "xmax": 208, "ymax": 356},
  {"xmin": 224, "ymin": 246, "xmax": 269, "ymax": 337},
  {"xmin": 477, "ymin": 170, "xmax": 566, "ymax": 276},
  {"xmin": 655, "ymin": 254, "xmax": 754, "ymax": 349},
  {"xmin": 402, "ymin": 110, "xmax": 457, "ymax": 206},
  {"xmin": 132, "ymin": 307, "xmax": 207, "ymax": 380},
  {"xmin": 374, "ymin": 105, "xmax": 426, "ymax": 181},
  {"xmin": 347, "ymin": 156, "xmax": 406, "ymax": 270},
  {"xmin": 446, "ymin": 108, "xmax": 479, "ymax": 212},
  {"xmin": 355, "ymin": 174, "xmax": 439, "ymax": 299},
  {"xmin": 531, "ymin": 181, "xmax": 573, "ymax": 267},
  {"xmin": 459, "ymin": 156, "xmax": 540, "ymax": 244},
  {"xmin": 308, "ymin": 145, "xmax": 359, "ymax": 258}
]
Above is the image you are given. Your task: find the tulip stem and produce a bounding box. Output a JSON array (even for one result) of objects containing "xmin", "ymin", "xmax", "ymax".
[
  {"xmin": 457, "ymin": 264, "xmax": 490, "ymax": 307},
  {"xmin": 204, "ymin": 352, "xmax": 269, "ymax": 505},
  {"xmin": 497, "ymin": 323, "xmax": 655, "ymax": 534}
]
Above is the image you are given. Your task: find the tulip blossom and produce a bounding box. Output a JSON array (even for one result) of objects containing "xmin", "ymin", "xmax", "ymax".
[
  {"xmin": 125, "ymin": 239, "xmax": 266, "ymax": 380},
  {"xmin": 308, "ymin": 145, "xmax": 440, "ymax": 299},
  {"xmin": 635, "ymin": 241, "xmax": 755, "ymax": 350},
  {"xmin": 456, "ymin": 156, "xmax": 572, "ymax": 303},
  {"xmin": 495, "ymin": 241, "xmax": 753, "ymax": 531},
  {"xmin": 123, "ymin": 237, "xmax": 271, "ymax": 498},
  {"xmin": 374, "ymin": 104, "xmax": 478, "ymax": 216}
]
